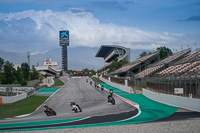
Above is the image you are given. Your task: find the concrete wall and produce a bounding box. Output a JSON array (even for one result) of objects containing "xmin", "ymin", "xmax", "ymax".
[
  {"xmin": 100, "ymin": 77, "xmax": 133, "ymax": 93},
  {"xmin": 143, "ymin": 88, "xmax": 200, "ymax": 112},
  {"xmin": 1, "ymin": 93, "xmax": 27, "ymax": 104},
  {"xmin": 41, "ymin": 77, "xmax": 55, "ymax": 87},
  {"xmin": 0, "ymin": 87, "xmax": 34, "ymax": 104}
]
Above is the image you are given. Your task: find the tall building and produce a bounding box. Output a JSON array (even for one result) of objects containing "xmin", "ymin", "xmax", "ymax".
[
  {"xmin": 61, "ymin": 45, "xmax": 68, "ymax": 71},
  {"xmin": 59, "ymin": 31, "xmax": 69, "ymax": 71}
]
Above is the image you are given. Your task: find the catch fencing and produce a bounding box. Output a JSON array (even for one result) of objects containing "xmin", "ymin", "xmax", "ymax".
[{"xmin": 146, "ymin": 75, "xmax": 200, "ymax": 99}]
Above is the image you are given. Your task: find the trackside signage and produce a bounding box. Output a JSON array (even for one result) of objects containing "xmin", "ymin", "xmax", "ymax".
[
  {"xmin": 174, "ymin": 88, "xmax": 183, "ymax": 94},
  {"xmin": 59, "ymin": 30, "xmax": 69, "ymax": 46}
]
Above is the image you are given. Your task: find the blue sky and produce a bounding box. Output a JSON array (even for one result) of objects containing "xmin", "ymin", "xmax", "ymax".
[{"xmin": 0, "ymin": 0, "xmax": 199, "ymax": 54}]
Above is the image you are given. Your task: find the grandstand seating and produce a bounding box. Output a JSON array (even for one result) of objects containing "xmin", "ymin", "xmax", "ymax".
[
  {"xmin": 136, "ymin": 65, "xmax": 164, "ymax": 78},
  {"xmin": 157, "ymin": 48, "xmax": 191, "ymax": 65},
  {"xmin": 115, "ymin": 62, "xmax": 140, "ymax": 73},
  {"xmin": 175, "ymin": 50, "xmax": 200, "ymax": 65},
  {"xmin": 156, "ymin": 61, "xmax": 200, "ymax": 76},
  {"xmin": 114, "ymin": 52, "xmax": 159, "ymax": 73},
  {"xmin": 100, "ymin": 62, "xmax": 112, "ymax": 71}
]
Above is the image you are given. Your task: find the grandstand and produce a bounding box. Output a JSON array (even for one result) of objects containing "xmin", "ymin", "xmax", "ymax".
[
  {"xmin": 98, "ymin": 47, "xmax": 200, "ymax": 99},
  {"xmin": 110, "ymin": 51, "xmax": 160, "ymax": 76},
  {"xmin": 145, "ymin": 48, "xmax": 200, "ymax": 98},
  {"xmin": 135, "ymin": 48, "xmax": 191, "ymax": 78},
  {"xmin": 95, "ymin": 45, "xmax": 130, "ymax": 74},
  {"xmin": 156, "ymin": 61, "xmax": 200, "ymax": 76},
  {"xmin": 154, "ymin": 48, "xmax": 200, "ymax": 77},
  {"xmin": 175, "ymin": 49, "xmax": 200, "ymax": 65}
]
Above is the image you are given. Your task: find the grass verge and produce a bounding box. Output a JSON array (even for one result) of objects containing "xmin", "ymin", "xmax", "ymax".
[
  {"xmin": 0, "ymin": 95, "xmax": 48, "ymax": 119},
  {"xmin": 91, "ymin": 77, "xmax": 105, "ymax": 84},
  {"xmin": 51, "ymin": 78, "xmax": 65, "ymax": 88}
]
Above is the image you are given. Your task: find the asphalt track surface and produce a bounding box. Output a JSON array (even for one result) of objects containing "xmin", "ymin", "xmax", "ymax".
[{"xmin": 0, "ymin": 77, "xmax": 137, "ymax": 131}]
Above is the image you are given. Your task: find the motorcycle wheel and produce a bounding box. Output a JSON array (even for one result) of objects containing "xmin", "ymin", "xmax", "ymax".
[
  {"xmin": 45, "ymin": 111, "xmax": 50, "ymax": 116},
  {"xmin": 78, "ymin": 107, "xmax": 82, "ymax": 112},
  {"xmin": 111, "ymin": 98, "xmax": 115, "ymax": 105},
  {"xmin": 73, "ymin": 108, "xmax": 78, "ymax": 113},
  {"xmin": 52, "ymin": 109, "xmax": 56, "ymax": 115}
]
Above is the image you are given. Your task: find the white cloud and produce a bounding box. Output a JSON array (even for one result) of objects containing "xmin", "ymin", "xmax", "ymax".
[{"xmin": 0, "ymin": 9, "xmax": 199, "ymax": 53}]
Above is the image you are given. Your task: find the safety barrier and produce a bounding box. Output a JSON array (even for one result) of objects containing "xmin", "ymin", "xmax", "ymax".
[
  {"xmin": 143, "ymin": 88, "xmax": 200, "ymax": 112},
  {"xmin": 0, "ymin": 93, "xmax": 27, "ymax": 104},
  {"xmin": 100, "ymin": 77, "xmax": 134, "ymax": 93},
  {"xmin": 0, "ymin": 86, "xmax": 46, "ymax": 104}
]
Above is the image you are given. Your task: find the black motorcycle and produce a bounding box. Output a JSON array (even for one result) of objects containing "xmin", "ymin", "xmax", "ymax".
[
  {"xmin": 44, "ymin": 108, "xmax": 56, "ymax": 116},
  {"xmin": 101, "ymin": 86, "xmax": 104, "ymax": 91},
  {"xmin": 108, "ymin": 96, "xmax": 115, "ymax": 105}
]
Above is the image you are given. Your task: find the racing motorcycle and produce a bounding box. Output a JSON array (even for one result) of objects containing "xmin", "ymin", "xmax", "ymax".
[
  {"xmin": 72, "ymin": 104, "xmax": 82, "ymax": 113},
  {"xmin": 101, "ymin": 86, "xmax": 104, "ymax": 91},
  {"xmin": 44, "ymin": 108, "xmax": 56, "ymax": 116},
  {"xmin": 108, "ymin": 96, "xmax": 115, "ymax": 105}
]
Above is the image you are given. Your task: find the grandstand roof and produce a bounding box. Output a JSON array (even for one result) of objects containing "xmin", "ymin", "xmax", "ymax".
[
  {"xmin": 95, "ymin": 45, "xmax": 130, "ymax": 63},
  {"xmin": 96, "ymin": 45, "xmax": 116, "ymax": 58}
]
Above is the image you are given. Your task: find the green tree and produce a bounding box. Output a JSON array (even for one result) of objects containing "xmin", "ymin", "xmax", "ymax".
[
  {"xmin": 14, "ymin": 67, "xmax": 23, "ymax": 84},
  {"xmin": 108, "ymin": 59, "xmax": 128, "ymax": 73},
  {"xmin": 0, "ymin": 57, "xmax": 4, "ymax": 71},
  {"xmin": 157, "ymin": 46, "xmax": 173, "ymax": 59},
  {"xmin": 3, "ymin": 61, "xmax": 14, "ymax": 84},
  {"xmin": 21, "ymin": 63, "xmax": 30, "ymax": 80},
  {"xmin": 0, "ymin": 71, "xmax": 4, "ymax": 84},
  {"xmin": 82, "ymin": 68, "xmax": 89, "ymax": 72},
  {"xmin": 60, "ymin": 70, "xmax": 63, "ymax": 76},
  {"xmin": 30, "ymin": 66, "xmax": 39, "ymax": 80},
  {"xmin": 139, "ymin": 51, "xmax": 153, "ymax": 58},
  {"xmin": 140, "ymin": 51, "xmax": 148, "ymax": 57}
]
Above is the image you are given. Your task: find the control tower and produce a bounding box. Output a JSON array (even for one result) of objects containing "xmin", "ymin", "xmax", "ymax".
[{"xmin": 59, "ymin": 31, "xmax": 69, "ymax": 71}]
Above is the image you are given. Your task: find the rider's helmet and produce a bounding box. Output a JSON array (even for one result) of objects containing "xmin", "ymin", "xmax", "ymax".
[
  {"xmin": 43, "ymin": 104, "xmax": 47, "ymax": 108},
  {"xmin": 110, "ymin": 88, "xmax": 113, "ymax": 91},
  {"xmin": 71, "ymin": 102, "xmax": 75, "ymax": 106}
]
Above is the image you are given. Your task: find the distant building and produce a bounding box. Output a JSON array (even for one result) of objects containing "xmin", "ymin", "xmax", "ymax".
[
  {"xmin": 13, "ymin": 64, "xmax": 21, "ymax": 70},
  {"xmin": 35, "ymin": 58, "xmax": 61, "ymax": 77}
]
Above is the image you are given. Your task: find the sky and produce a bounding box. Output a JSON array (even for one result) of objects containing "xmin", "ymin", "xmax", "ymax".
[{"xmin": 0, "ymin": 0, "xmax": 199, "ymax": 55}]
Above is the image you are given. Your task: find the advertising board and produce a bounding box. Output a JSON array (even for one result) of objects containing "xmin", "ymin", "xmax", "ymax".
[
  {"xmin": 59, "ymin": 31, "xmax": 69, "ymax": 46},
  {"xmin": 174, "ymin": 88, "xmax": 183, "ymax": 94}
]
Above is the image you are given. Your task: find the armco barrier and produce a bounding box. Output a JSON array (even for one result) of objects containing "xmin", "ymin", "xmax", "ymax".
[
  {"xmin": 1, "ymin": 93, "xmax": 27, "ymax": 104},
  {"xmin": 143, "ymin": 88, "xmax": 200, "ymax": 112},
  {"xmin": 100, "ymin": 77, "xmax": 133, "ymax": 93}
]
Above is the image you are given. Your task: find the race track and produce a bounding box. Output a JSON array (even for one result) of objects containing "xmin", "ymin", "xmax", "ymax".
[{"xmin": 0, "ymin": 77, "xmax": 138, "ymax": 131}]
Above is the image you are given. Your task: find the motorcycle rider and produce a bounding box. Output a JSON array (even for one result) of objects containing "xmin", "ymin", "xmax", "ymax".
[
  {"xmin": 71, "ymin": 102, "xmax": 82, "ymax": 112},
  {"xmin": 108, "ymin": 88, "xmax": 114, "ymax": 101},
  {"xmin": 101, "ymin": 84, "xmax": 104, "ymax": 91},
  {"xmin": 94, "ymin": 82, "xmax": 98, "ymax": 88},
  {"xmin": 44, "ymin": 104, "xmax": 52, "ymax": 114},
  {"xmin": 95, "ymin": 82, "xmax": 99, "ymax": 88}
]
